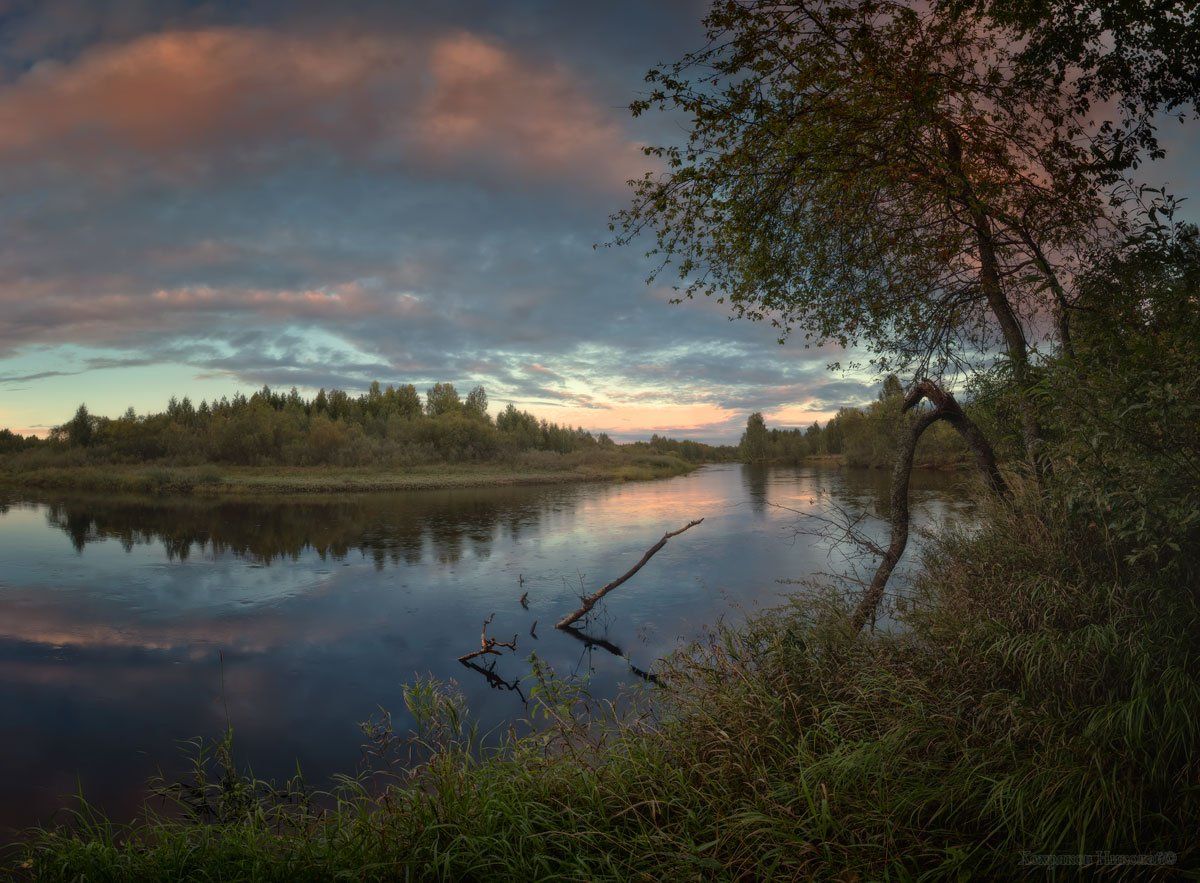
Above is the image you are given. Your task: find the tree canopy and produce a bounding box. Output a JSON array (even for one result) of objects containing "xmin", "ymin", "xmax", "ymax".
[{"xmin": 613, "ymin": 0, "xmax": 1180, "ymax": 466}]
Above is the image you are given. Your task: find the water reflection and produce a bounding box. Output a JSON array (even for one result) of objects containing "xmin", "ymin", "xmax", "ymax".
[
  {"xmin": 40, "ymin": 486, "xmax": 587, "ymax": 567},
  {"xmin": 0, "ymin": 465, "xmax": 970, "ymax": 837},
  {"xmin": 458, "ymin": 658, "xmax": 527, "ymax": 701},
  {"xmin": 559, "ymin": 625, "xmax": 660, "ymax": 684}
]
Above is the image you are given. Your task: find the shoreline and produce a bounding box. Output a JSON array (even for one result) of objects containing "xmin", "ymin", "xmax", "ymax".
[
  {"xmin": 0, "ymin": 456, "xmax": 968, "ymax": 499},
  {"xmin": 750, "ymin": 453, "xmax": 967, "ymax": 471},
  {"xmin": 0, "ymin": 459, "xmax": 702, "ymax": 497}
]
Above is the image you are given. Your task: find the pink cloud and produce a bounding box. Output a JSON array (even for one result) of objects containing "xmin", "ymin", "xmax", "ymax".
[
  {"xmin": 0, "ymin": 30, "xmax": 400, "ymax": 166},
  {"xmin": 149, "ymin": 282, "xmax": 425, "ymax": 319},
  {"xmin": 0, "ymin": 27, "xmax": 647, "ymax": 189},
  {"xmin": 416, "ymin": 33, "xmax": 647, "ymax": 188}
]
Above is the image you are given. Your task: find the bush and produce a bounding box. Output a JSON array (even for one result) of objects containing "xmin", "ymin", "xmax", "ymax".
[{"xmin": 1039, "ymin": 224, "xmax": 1200, "ymax": 576}]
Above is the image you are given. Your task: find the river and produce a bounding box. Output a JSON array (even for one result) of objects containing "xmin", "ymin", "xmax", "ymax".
[{"xmin": 0, "ymin": 464, "xmax": 971, "ymax": 834}]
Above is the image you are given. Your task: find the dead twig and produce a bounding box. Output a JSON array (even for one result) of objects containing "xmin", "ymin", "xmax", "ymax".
[
  {"xmin": 457, "ymin": 613, "xmax": 518, "ymax": 662},
  {"xmin": 555, "ymin": 519, "xmax": 704, "ymax": 629}
]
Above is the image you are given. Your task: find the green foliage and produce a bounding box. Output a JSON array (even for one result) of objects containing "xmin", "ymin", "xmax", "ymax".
[
  {"xmin": 954, "ymin": 0, "xmax": 1199, "ymax": 146},
  {"xmin": 615, "ymin": 0, "xmax": 1115, "ymax": 376},
  {"xmin": 0, "ymin": 428, "xmax": 39, "ymax": 454},
  {"xmin": 424, "ymin": 382, "xmax": 462, "ymax": 417},
  {"xmin": 464, "ymin": 385, "xmax": 489, "ymax": 420},
  {"xmin": 1, "ymin": 383, "xmax": 732, "ymax": 477},
  {"xmin": 646, "ymin": 434, "xmax": 738, "ymax": 463},
  {"xmin": 741, "ymin": 375, "xmax": 968, "ymax": 468},
  {"xmin": 739, "ymin": 412, "xmax": 769, "ymax": 462},
  {"xmin": 62, "ymin": 404, "xmax": 95, "ymax": 448},
  {"xmin": 1040, "ymin": 222, "xmax": 1200, "ymax": 575}
]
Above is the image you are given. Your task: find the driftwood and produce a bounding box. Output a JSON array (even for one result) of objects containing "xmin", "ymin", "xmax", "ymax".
[
  {"xmin": 555, "ymin": 519, "xmax": 704, "ymax": 629},
  {"xmin": 851, "ymin": 380, "xmax": 1009, "ymax": 633},
  {"xmin": 457, "ymin": 614, "xmax": 518, "ymax": 663}
]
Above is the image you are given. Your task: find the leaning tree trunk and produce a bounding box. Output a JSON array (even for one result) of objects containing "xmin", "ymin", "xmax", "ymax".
[
  {"xmin": 943, "ymin": 124, "xmax": 1047, "ymax": 482},
  {"xmin": 850, "ymin": 380, "xmax": 1009, "ymax": 633}
]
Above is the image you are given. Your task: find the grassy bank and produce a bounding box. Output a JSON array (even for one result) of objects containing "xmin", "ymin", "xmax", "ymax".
[
  {"xmin": 9, "ymin": 480, "xmax": 1197, "ymax": 880},
  {"xmin": 0, "ymin": 452, "xmax": 698, "ymax": 496}
]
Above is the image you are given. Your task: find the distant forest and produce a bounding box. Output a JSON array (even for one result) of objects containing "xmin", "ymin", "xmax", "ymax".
[
  {"xmin": 738, "ymin": 375, "xmax": 1001, "ymax": 469},
  {"xmin": 1, "ymin": 374, "xmax": 991, "ymax": 472},
  {"xmin": 0, "ymin": 382, "xmax": 739, "ymax": 467}
]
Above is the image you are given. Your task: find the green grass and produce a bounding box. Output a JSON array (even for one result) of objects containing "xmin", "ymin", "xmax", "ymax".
[
  {"xmin": 0, "ymin": 453, "xmax": 697, "ymax": 496},
  {"xmin": 8, "ymin": 483, "xmax": 1197, "ymax": 880}
]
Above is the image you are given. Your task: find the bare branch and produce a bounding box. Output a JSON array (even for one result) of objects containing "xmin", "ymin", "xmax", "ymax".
[
  {"xmin": 457, "ymin": 613, "xmax": 518, "ymax": 662},
  {"xmin": 555, "ymin": 519, "xmax": 704, "ymax": 629}
]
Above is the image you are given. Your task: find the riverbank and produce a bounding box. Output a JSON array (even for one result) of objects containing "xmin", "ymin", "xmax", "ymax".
[
  {"xmin": 0, "ymin": 453, "xmax": 698, "ymax": 496},
  {"xmin": 10, "ymin": 482, "xmax": 1197, "ymax": 879}
]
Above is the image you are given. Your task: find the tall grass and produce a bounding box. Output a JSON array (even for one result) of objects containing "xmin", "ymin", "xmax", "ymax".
[{"xmin": 9, "ymin": 481, "xmax": 1197, "ymax": 880}]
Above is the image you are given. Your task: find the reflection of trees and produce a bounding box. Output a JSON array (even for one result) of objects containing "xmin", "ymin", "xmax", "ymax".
[
  {"xmin": 824, "ymin": 465, "xmax": 967, "ymax": 521},
  {"xmin": 741, "ymin": 463, "xmax": 770, "ymax": 514},
  {"xmin": 42, "ymin": 486, "xmax": 584, "ymax": 568},
  {"xmin": 743, "ymin": 461, "xmax": 967, "ymax": 521}
]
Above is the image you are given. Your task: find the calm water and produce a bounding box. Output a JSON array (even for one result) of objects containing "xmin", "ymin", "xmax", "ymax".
[{"xmin": 0, "ymin": 465, "xmax": 970, "ymax": 834}]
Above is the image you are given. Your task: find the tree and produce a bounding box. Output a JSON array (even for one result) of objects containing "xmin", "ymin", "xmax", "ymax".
[
  {"xmin": 615, "ymin": 0, "xmax": 1136, "ymax": 472},
  {"xmin": 955, "ymin": 0, "xmax": 1199, "ymax": 154},
  {"xmin": 425, "ymin": 383, "xmax": 462, "ymax": 417},
  {"xmin": 740, "ymin": 412, "xmax": 769, "ymax": 462},
  {"xmin": 880, "ymin": 375, "xmax": 904, "ymax": 402},
  {"xmin": 464, "ymin": 386, "xmax": 490, "ymax": 421},
  {"xmin": 65, "ymin": 404, "xmax": 95, "ymax": 447},
  {"xmin": 393, "ymin": 384, "xmax": 422, "ymax": 419}
]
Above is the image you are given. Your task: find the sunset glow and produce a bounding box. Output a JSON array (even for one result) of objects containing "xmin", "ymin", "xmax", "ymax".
[{"xmin": 0, "ymin": 1, "xmax": 885, "ymax": 442}]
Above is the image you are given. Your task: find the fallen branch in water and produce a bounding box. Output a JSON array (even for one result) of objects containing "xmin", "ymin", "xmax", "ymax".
[
  {"xmin": 555, "ymin": 519, "xmax": 704, "ymax": 629},
  {"xmin": 457, "ymin": 614, "xmax": 518, "ymax": 662}
]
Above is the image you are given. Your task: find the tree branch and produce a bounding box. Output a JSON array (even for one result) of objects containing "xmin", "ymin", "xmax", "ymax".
[
  {"xmin": 555, "ymin": 519, "xmax": 704, "ymax": 629},
  {"xmin": 852, "ymin": 380, "xmax": 1008, "ymax": 633},
  {"xmin": 457, "ymin": 614, "xmax": 518, "ymax": 662}
]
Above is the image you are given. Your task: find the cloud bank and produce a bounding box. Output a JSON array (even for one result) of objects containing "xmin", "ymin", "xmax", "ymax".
[{"xmin": 0, "ymin": 0, "xmax": 877, "ymax": 441}]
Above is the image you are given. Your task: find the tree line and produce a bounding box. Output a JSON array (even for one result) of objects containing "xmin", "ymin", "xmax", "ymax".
[
  {"xmin": 2, "ymin": 382, "xmax": 736, "ymax": 468},
  {"xmin": 739, "ymin": 376, "xmax": 967, "ymax": 468}
]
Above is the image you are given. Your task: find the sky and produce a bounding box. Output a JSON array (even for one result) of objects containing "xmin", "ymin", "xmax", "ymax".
[{"xmin": 0, "ymin": 1, "xmax": 1196, "ymax": 442}]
